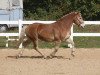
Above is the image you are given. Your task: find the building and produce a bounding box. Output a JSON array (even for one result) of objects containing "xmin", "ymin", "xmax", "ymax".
[{"xmin": 0, "ymin": 0, "xmax": 23, "ymax": 32}]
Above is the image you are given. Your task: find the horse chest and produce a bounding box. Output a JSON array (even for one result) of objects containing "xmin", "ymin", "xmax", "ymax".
[{"xmin": 62, "ymin": 32, "xmax": 71, "ymax": 41}]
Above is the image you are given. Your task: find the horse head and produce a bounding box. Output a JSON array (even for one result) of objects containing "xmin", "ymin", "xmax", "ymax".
[{"xmin": 73, "ymin": 12, "xmax": 85, "ymax": 28}]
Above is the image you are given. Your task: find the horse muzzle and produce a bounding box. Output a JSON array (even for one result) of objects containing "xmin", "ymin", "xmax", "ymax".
[{"xmin": 80, "ymin": 23, "xmax": 85, "ymax": 28}]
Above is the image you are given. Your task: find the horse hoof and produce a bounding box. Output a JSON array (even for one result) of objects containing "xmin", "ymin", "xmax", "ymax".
[
  {"xmin": 71, "ymin": 54, "xmax": 75, "ymax": 57},
  {"xmin": 71, "ymin": 51, "xmax": 75, "ymax": 57},
  {"xmin": 42, "ymin": 56, "xmax": 47, "ymax": 59},
  {"xmin": 46, "ymin": 56, "xmax": 53, "ymax": 59},
  {"xmin": 16, "ymin": 55, "xmax": 19, "ymax": 59},
  {"xmin": 16, "ymin": 54, "xmax": 21, "ymax": 59}
]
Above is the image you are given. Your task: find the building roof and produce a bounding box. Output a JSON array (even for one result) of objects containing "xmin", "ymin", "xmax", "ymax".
[{"xmin": 0, "ymin": 0, "xmax": 23, "ymax": 10}]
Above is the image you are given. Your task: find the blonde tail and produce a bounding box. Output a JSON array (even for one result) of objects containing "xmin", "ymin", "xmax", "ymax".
[{"xmin": 16, "ymin": 25, "xmax": 27, "ymax": 48}]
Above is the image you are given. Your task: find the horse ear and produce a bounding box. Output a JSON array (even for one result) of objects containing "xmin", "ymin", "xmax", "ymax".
[{"xmin": 75, "ymin": 11, "xmax": 80, "ymax": 15}]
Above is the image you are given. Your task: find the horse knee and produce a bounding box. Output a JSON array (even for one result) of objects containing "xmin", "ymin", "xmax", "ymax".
[
  {"xmin": 23, "ymin": 39, "xmax": 31, "ymax": 48},
  {"xmin": 67, "ymin": 38, "xmax": 74, "ymax": 45},
  {"xmin": 71, "ymin": 42, "xmax": 75, "ymax": 47}
]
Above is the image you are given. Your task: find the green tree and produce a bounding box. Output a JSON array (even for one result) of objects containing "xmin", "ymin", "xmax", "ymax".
[
  {"xmin": 23, "ymin": 0, "xmax": 100, "ymax": 20},
  {"xmin": 69, "ymin": 0, "xmax": 100, "ymax": 20}
]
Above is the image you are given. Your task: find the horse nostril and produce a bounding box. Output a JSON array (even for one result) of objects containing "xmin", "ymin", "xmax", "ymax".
[
  {"xmin": 81, "ymin": 23, "xmax": 85, "ymax": 28},
  {"xmin": 81, "ymin": 26, "xmax": 84, "ymax": 28}
]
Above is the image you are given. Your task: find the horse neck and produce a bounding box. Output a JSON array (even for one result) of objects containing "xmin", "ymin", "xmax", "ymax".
[{"xmin": 57, "ymin": 13, "xmax": 75, "ymax": 31}]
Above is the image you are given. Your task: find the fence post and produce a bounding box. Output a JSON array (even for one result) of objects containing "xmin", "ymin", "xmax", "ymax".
[
  {"xmin": 70, "ymin": 25, "xmax": 73, "ymax": 40},
  {"xmin": 18, "ymin": 19, "xmax": 23, "ymax": 48},
  {"xmin": 19, "ymin": 19, "xmax": 22, "ymax": 35},
  {"xmin": 68, "ymin": 25, "xmax": 73, "ymax": 48},
  {"xmin": 6, "ymin": 36, "xmax": 9, "ymax": 47}
]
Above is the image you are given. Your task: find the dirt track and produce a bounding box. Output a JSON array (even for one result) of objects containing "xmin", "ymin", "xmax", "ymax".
[{"xmin": 0, "ymin": 48, "xmax": 100, "ymax": 75}]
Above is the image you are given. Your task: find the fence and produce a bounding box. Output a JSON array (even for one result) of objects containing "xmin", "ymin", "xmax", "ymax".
[{"xmin": 0, "ymin": 20, "xmax": 100, "ymax": 48}]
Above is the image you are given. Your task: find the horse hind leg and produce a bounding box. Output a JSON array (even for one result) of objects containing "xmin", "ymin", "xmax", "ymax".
[
  {"xmin": 22, "ymin": 37, "xmax": 31, "ymax": 48},
  {"xmin": 16, "ymin": 36, "xmax": 26, "ymax": 58},
  {"xmin": 16, "ymin": 26, "xmax": 28, "ymax": 58},
  {"xmin": 33, "ymin": 40, "xmax": 45, "ymax": 58},
  {"xmin": 16, "ymin": 36, "xmax": 24, "ymax": 48},
  {"xmin": 16, "ymin": 37, "xmax": 31, "ymax": 59},
  {"xmin": 16, "ymin": 26, "xmax": 27, "ymax": 48}
]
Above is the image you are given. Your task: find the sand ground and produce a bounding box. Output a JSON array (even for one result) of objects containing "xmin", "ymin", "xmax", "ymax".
[{"xmin": 0, "ymin": 48, "xmax": 100, "ymax": 75}]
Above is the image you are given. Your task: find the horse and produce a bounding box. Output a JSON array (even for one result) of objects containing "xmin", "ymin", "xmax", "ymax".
[{"xmin": 16, "ymin": 11, "xmax": 85, "ymax": 59}]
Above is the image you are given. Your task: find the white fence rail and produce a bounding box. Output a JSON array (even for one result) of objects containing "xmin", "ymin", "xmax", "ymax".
[
  {"xmin": 72, "ymin": 21, "xmax": 100, "ymax": 37},
  {"xmin": 0, "ymin": 20, "xmax": 100, "ymax": 47}
]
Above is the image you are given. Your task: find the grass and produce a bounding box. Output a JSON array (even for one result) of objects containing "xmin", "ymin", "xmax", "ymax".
[
  {"xmin": 74, "ymin": 25, "xmax": 100, "ymax": 33},
  {"xmin": 0, "ymin": 25, "xmax": 100, "ymax": 48},
  {"xmin": 0, "ymin": 37, "xmax": 7, "ymax": 48},
  {"xmin": 73, "ymin": 25, "xmax": 100, "ymax": 48},
  {"xmin": 74, "ymin": 37, "xmax": 100, "ymax": 48}
]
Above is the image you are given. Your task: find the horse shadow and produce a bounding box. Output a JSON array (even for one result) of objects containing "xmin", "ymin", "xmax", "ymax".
[
  {"xmin": 7, "ymin": 55, "xmax": 43, "ymax": 59},
  {"xmin": 7, "ymin": 55, "xmax": 70, "ymax": 59}
]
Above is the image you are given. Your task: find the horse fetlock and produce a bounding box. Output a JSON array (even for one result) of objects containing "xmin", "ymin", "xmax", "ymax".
[
  {"xmin": 42, "ymin": 55, "xmax": 47, "ymax": 59},
  {"xmin": 71, "ymin": 51, "xmax": 75, "ymax": 57},
  {"xmin": 46, "ymin": 55, "xmax": 54, "ymax": 59},
  {"xmin": 16, "ymin": 50, "xmax": 23, "ymax": 59},
  {"xmin": 16, "ymin": 54, "xmax": 21, "ymax": 59}
]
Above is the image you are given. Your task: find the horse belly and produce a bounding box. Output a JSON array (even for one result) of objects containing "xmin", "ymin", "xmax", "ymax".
[{"xmin": 38, "ymin": 31, "xmax": 54, "ymax": 42}]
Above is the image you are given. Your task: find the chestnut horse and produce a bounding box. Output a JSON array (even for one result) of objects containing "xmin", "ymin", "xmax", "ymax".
[{"xmin": 17, "ymin": 12, "xmax": 85, "ymax": 59}]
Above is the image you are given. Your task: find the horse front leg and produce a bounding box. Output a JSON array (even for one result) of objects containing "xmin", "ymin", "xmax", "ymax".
[
  {"xmin": 47, "ymin": 41, "xmax": 61, "ymax": 59},
  {"xmin": 66, "ymin": 37, "xmax": 75, "ymax": 57}
]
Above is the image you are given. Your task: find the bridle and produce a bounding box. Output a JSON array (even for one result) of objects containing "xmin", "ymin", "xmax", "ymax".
[{"xmin": 75, "ymin": 15, "xmax": 83, "ymax": 25}]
